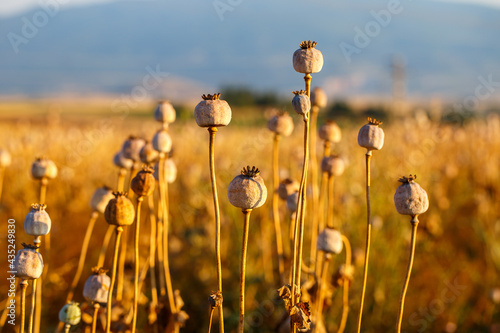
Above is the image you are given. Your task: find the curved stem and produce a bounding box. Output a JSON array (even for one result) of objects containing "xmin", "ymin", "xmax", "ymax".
[
  {"xmin": 309, "ymin": 107, "xmax": 320, "ymax": 277},
  {"xmin": 19, "ymin": 280, "xmax": 28, "ymax": 333},
  {"xmin": 337, "ymin": 235, "xmax": 352, "ymax": 333},
  {"xmin": 291, "ymin": 115, "xmax": 310, "ymax": 314},
  {"xmin": 396, "ymin": 217, "xmax": 419, "ymax": 332},
  {"xmin": 105, "ymin": 226, "xmax": 124, "ymax": 333},
  {"xmin": 272, "ymin": 134, "xmax": 284, "ymax": 283},
  {"xmin": 116, "ymin": 226, "xmax": 127, "ymax": 302},
  {"xmin": 327, "ymin": 175, "xmax": 335, "ymax": 229},
  {"xmin": 29, "ymin": 237, "xmax": 41, "ymax": 333},
  {"xmin": 238, "ymin": 209, "xmax": 252, "ymax": 333},
  {"xmin": 63, "ymin": 324, "xmax": 70, "ymax": 333},
  {"xmin": 147, "ymin": 194, "xmax": 159, "ymax": 317},
  {"xmin": 356, "ymin": 152, "xmax": 372, "ymax": 333},
  {"xmin": 28, "ymin": 280, "xmax": 36, "ymax": 333},
  {"xmin": 66, "ymin": 211, "xmax": 99, "ymax": 303},
  {"xmin": 315, "ymin": 254, "xmax": 331, "ymax": 329},
  {"xmin": 117, "ymin": 168, "xmax": 127, "ymax": 192},
  {"xmin": 159, "ymin": 154, "xmax": 177, "ymax": 314},
  {"xmin": 97, "ymin": 225, "xmax": 114, "ymax": 268},
  {"xmin": 295, "ymin": 117, "xmax": 311, "ymax": 303},
  {"xmin": 207, "ymin": 307, "xmax": 214, "ymax": 333},
  {"xmin": 156, "ymin": 162, "xmax": 166, "ymax": 297},
  {"xmin": 315, "ymin": 171, "xmax": 329, "ymax": 279},
  {"xmin": 132, "ymin": 197, "xmax": 144, "ymax": 333},
  {"xmin": 39, "ymin": 178, "xmax": 47, "ymax": 205},
  {"xmin": 91, "ymin": 303, "xmax": 100, "ymax": 333},
  {"xmin": 208, "ymin": 127, "xmax": 224, "ymax": 333}
]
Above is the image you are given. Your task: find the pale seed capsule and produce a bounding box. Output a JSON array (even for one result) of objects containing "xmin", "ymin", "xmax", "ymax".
[
  {"xmin": 121, "ymin": 136, "xmax": 146, "ymax": 162},
  {"xmin": 24, "ymin": 204, "xmax": 51, "ymax": 236},
  {"xmin": 286, "ymin": 191, "xmax": 299, "ymax": 212},
  {"xmin": 59, "ymin": 302, "xmax": 81, "ymax": 326},
  {"xmin": 358, "ymin": 117, "xmax": 384, "ymax": 151},
  {"xmin": 292, "ymin": 90, "xmax": 311, "ymax": 118},
  {"xmin": 194, "ymin": 93, "xmax": 231, "ymax": 127},
  {"xmin": 267, "ymin": 112, "xmax": 294, "ymax": 137},
  {"xmin": 228, "ymin": 166, "xmax": 267, "ymax": 210},
  {"xmin": 319, "ymin": 120, "xmax": 341, "ymax": 143},
  {"xmin": 152, "ymin": 129, "xmax": 172, "ymax": 154},
  {"xmin": 154, "ymin": 100, "xmax": 176, "ymax": 125},
  {"xmin": 113, "ymin": 151, "xmax": 134, "ymax": 170},
  {"xmin": 139, "ymin": 141, "xmax": 159, "ymax": 165},
  {"xmin": 154, "ymin": 159, "xmax": 177, "ymax": 183},
  {"xmin": 317, "ymin": 227, "xmax": 343, "ymax": 254},
  {"xmin": 292, "ymin": 40, "xmax": 324, "ymax": 74},
  {"xmin": 104, "ymin": 192, "xmax": 135, "ymax": 226},
  {"xmin": 14, "ymin": 244, "xmax": 44, "ymax": 280},
  {"xmin": 131, "ymin": 166, "xmax": 156, "ymax": 197},
  {"xmin": 0, "ymin": 149, "xmax": 11, "ymax": 167},
  {"xmin": 90, "ymin": 186, "xmax": 114, "ymax": 214},
  {"xmin": 394, "ymin": 175, "xmax": 429, "ymax": 217},
  {"xmin": 278, "ymin": 179, "xmax": 300, "ymax": 201},
  {"xmin": 31, "ymin": 157, "xmax": 57, "ymax": 180},
  {"xmin": 311, "ymin": 87, "xmax": 327, "ymax": 109},
  {"xmin": 83, "ymin": 268, "xmax": 110, "ymax": 304},
  {"xmin": 321, "ymin": 155, "xmax": 345, "ymax": 177}
]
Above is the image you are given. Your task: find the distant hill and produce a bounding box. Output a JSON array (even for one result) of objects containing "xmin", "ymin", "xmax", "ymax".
[{"xmin": 1, "ymin": 0, "xmax": 499, "ymax": 103}]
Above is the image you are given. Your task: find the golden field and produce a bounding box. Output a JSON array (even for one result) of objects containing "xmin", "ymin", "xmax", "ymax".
[{"xmin": 0, "ymin": 99, "xmax": 499, "ymax": 333}]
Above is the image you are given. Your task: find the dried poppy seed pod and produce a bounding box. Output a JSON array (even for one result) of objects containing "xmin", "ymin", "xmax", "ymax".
[
  {"xmin": 228, "ymin": 166, "xmax": 267, "ymax": 210},
  {"xmin": 14, "ymin": 244, "xmax": 44, "ymax": 280},
  {"xmin": 31, "ymin": 157, "xmax": 57, "ymax": 180},
  {"xmin": 0, "ymin": 149, "xmax": 11, "ymax": 167},
  {"xmin": 139, "ymin": 141, "xmax": 159, "ymax": 165},
  {"xmin": 317, "ymin": 228, "xmax": 343, "ymax": 254},
  {"xmin": 293, "ymin": 40, "xmax": 324, "ymax": 74},
  {"xmin": 59, "ymin": 302, "xmax": 81, "ymax": 326},
  {"xmin": 104, "ymin": 192, "xmax": 135, "ymax": 226},
  {"xmin": 154, "ymin": 159, "xmax": 177, "ymax": 183},
  {"xmin": 321, "ymin": 155, "xmax": 345, "ymax": 177},
  {"xmin": 121, "ymin": 136, "xmax": 146, "ymax": 162},
  {"xmin": 154, "ymin": 100, "xmax": 176, "ymax": 125},
  {"xmin": 278, "ymin": 178, "xmax": 300, "ymax": 201},
  {"xmin": 358, "ymin": 117, "xmax": 384, "ymax": 151},
  {"xmin": 113, "ymin": 151, "xmax": 134, "ymax": 170},
  {"xmin": 131, "ymin": 166, "xmax": 156, "ymax": 197},
  {"xmin": 286, "ymin": 191, "xmax": 299, "ymax": 212},
  {"xmin": 394, "ymin": 175, "xmax": 429, "ymax": 217},
  {"xmin": 90, "ymin": 186, "xmax": 114, "ymax": 214},
  {"xmin": 83, "ymin": 268, "xmax": 111, "ymax": 304},
  {"xmin": 194, "ymin": 93, "xmax": 232, "ymax": 127},
  {"xmin": 24, "ymin": 203, "xmax": 51, "ymax": 236},
  {"xmin": 267, "ymin": 112, "xmax": 294, "ymax": 137},
  {"xmin": 319, "ymin": 120, "xmax": 342, "ymax": 143},
  {"xmin": 292, "ymin": 90, "xmax": 311, "ymax": 118},
  {"xmin": 152, "ymin": 129, "xmax": 172, "ymax": 154},
  {"xmin": 311, "ymin": 87, "xmax": 327, "ymax": 109}
]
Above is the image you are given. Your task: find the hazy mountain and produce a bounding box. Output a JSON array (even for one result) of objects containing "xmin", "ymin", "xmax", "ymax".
[{"xmin": 0, "ymin": 0, "xmax": 499, "ymax": 102}]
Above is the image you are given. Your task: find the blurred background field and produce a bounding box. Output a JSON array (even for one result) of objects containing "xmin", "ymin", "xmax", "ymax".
[
  {"xmin": 1, "ymin": 0, "xmax": 500, "ymax": 331},
  {"xmin": 0, "ymin": 97, "xmax": 499, "ymax": 332}
]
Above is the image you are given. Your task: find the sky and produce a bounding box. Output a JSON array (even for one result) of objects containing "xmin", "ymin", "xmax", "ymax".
[{"xmin": 0, "ymin": 0, "xmax": 499, "ymax": 17}]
